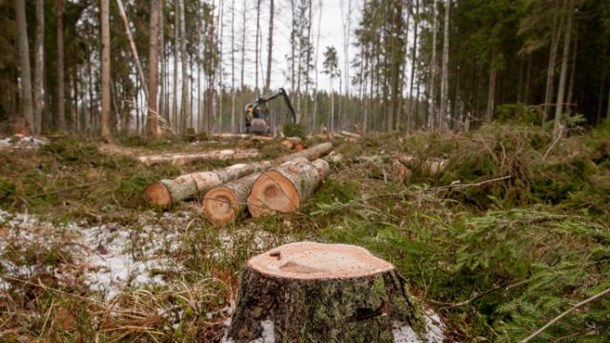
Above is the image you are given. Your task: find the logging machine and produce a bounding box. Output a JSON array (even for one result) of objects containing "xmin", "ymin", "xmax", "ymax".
[{"xmin": 244, "ymin": 88, "xmax": 297, "ymax": 134}]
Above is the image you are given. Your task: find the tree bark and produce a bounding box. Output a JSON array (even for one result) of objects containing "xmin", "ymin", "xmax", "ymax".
[
  {"xmin": 179, "ymin": 0, "xmax": 189, "ymax": 131},
  {"xmin": 147, "ymin": 0, "xmax": 162, "ymax": 140},
  {"xmin": 138, "ymin": 148, "xmax": 260, "ymax": 166},
  {"xmin": 543, "ymin": 11, "xmax": 562, "ymax": 124},
  {"xmin": 145, "ymin": 160, "xmax": 271, "ymax": 209},
  {"xmin": 223, "ymin": 242, "xmax": 425, "ymax": 342},
  {"xmin": 255, "ymin": 0, "xmax": 261, "ymax": 92},
  {"xmin": 33, "ymin": 0, "xmax": 44, "ymax": 134},
  {"xmin": 202, "ymin": 157, "xmax": 308, "ymax": 225},
  {"xmin": 144, "ymin": 142, "xmax": 333, "ymax": 209},
  {"xmin": 485, "ymin": 67, "xmax": 497, "ymax": 123},
  {"xmin": 427, "ymin": 1, "xmax": 438, "ymax": 130},
  {"xmin": 247, "ymin": 159, "xmax": 330, "ymax": 217},
  {"xmin": 439, "ymin": 0, "xmax": 450, "ymax": 131},
  {"xmin": 15, "ymin": 0, "xmax": 34, "ymax": 134},
  {"xmin": 100, "ymin": 0, "xmax": 111, "ymax": 138},
  {"xmin": 553, "ymin": 0, "xmax": 574, "ymax": 136}
]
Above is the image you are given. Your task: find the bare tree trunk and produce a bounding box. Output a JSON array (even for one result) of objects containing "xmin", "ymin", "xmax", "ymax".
[
  {"xmin": 407, "ymin": 0, "xmax": 419, "ymax": 132},
  {"xmin": 33, "ymin": 0, "xmax": 44, "ymax": 134},
  {"xmin": 265, "ymin": 0, "xmax": 274, "ymax": 93},
  {"xmin": 100, "ymin": 0, "xmax": 111, "ymax": 138},
  {"xmin": 147, "ymin": 0, "xmax": 162, "ymax": 140},
  {"xmin": 216, "ymin": 0, "xmax": 225, "ymax": 132},
  {"xmin": 485, "ymin": 67, "xmax": 497, "ymax": 123},
  {"xmin": 231, "ymin": 0, "xmax": 236, "ymax": 132},
  {"xmin": 255, "ymin": 0, "xmax": 261, "ymax": 92},
  {"xmin": 554, "ymin": 0, "xmax": 574, "ymax": 136},
  {"xmin": 172, "ymin": 0, "xmax": 179, "ymax": 131},
  {"xmin": 116, "ymin": 0, "xmax": 148, "ymax": 99},
  {"xmin": 439, "ymin": 0, "xmax": 450, "ymax": 131},
  {"xmin": 15, "ymin": 0, "xmax": 34, "ymax": 133},
  {"xmin": 160, "ymin": 7, "xmax": 166, "ymax": 122},
  {"xmin": 55, "ymin": 0, "xmax": 66, "ymax": 132},
  {"xmin": 179, "ymin": 0, "xmax": 189, "ymax": 131},
  {"xmin": 544, "ymin": 11, "xmax": 562, "ymax": 124},
  {"xmin": 342, "ymin": 0, "xmax": 352, "ymax": 99},
  {"xmin": 427, "ymin": 0, "xmax": 437, "ymax": 130},
  {"xmin": 566, "ymin": 31, "xmax": 578, "ymax": 116}
]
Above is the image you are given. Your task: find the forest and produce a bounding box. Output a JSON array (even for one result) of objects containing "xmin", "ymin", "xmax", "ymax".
[{"xmin": 1, "ymin": 0, "xmax": 610, "ymax": 342}]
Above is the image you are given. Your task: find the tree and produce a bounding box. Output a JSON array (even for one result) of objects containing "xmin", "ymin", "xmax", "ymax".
[
  {"xmin": 554, "ymin": 0, "xmax": 575, "ymax": 136},
  {"xmin": 14, "ymin": 0, "xmax": 33, "ymax": 133},
  {"xmin": 100, "ymin": 0, "xmax": 111, "ymax": 138},
  {"xmin": 323, "ymin": 46, "xmax": 339, "ymax": 132},
  {"xmin": 147, "ymin": 0, "xmax": 162, "ymax": 140},
  {"xmin": 264, "ymin": 0, "xmax": 274, "ymax": 93},
  {"xmin": 33, "ymin": 0, "xmax": 44, "ymax": 134},
  {"xmin": 439, "ymin": 0, "xmax": 451, "ymax": 130},
  {"xmin": 55, "ymin": 0, "xmax": 66, "ymax": 132}
]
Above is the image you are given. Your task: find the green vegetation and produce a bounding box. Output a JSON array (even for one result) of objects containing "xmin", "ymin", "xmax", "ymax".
[{"xmin": 1, "ymin": 123, "xmax": 609, "ymax": 341}]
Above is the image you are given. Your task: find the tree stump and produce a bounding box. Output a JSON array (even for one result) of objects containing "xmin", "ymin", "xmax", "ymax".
[
  {"xmin": 223, "ymin": 242, "xmax": 426, "ymax": 342},
  {"xmin": 247, "ymin": 159, "xmax": 330, "ymax": 217}
]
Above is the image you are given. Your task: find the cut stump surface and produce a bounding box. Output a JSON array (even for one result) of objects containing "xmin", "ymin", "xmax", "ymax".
[{"xmin": 224, "ymin": 242, "xmax": 427, "ymax": 343}]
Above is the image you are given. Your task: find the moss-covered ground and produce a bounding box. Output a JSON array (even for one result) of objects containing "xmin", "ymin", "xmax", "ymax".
[{"xmin": 1, "ymin": 123, "xmax": 609, "ymax": 342}]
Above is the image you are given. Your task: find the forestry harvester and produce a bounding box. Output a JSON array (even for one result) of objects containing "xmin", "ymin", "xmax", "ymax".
[{"xmin": 243, "ymin": 88, "xmax": 297, "ymax": 135}]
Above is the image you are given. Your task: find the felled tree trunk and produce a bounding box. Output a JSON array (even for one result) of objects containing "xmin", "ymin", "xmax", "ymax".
[
  {"xmin": 144, "ymin": 143, "xmax": 334, "ymax": 209},
  {"xmin": 223, "ymin": 242, "xmax": 425, "ymax": 342},
  {"xmin": 138, "ymin": 148, "xmax": 260, "ymax": 166},
  {"xmin": 396, "ymin": 155, "xmax": 448, "ymax": 176},
  {"xmin": 247, "ymin": 159, "xmax": 330, "ymax": 217},
  {"xmin": 145, "ymin": 161, "xmax": 272, "ymax": 209},
  {"xmin": 202, "ymin": 158, "xmax": 309, "ymax": 225}
]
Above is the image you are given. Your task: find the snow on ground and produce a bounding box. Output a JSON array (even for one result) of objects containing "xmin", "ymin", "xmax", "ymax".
[
  {"xmin": 392, "ymin": 309, "xmax": 446, "ymax": 343},
  {"xmin": 0, "ymin": 134, "xmax": 49, "ymax": 151},
  {"xmin": 0, "ymin": 209, "xmax": 187, "ymax": 300}
]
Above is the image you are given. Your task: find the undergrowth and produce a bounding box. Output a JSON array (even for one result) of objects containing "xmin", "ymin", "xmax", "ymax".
[{"xmin": 1, "ymin": 123, "xmax": 609, "ymax": 342}]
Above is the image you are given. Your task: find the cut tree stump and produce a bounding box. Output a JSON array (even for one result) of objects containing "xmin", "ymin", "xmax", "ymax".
[
  {"xmin": 202, "ymin": 158, "xmax": 309, "ymax": 225},
  {"xmin": 247, "ymin": 159, "xmax": 330, "ymax": 217},
  {"xmin": 137, "ymin": 148, "xmax": 260, "ymax": 166},
  {"xmin": 144, "ymin": 161, "xmax": 272, "ymax": 209},
  {"xmin": 144, "ymin": 143, "xmax": 334, "ymax": 209},
  {"xmin": 223, "ymin": 242, "xmax": 426, "ymax": 342}
]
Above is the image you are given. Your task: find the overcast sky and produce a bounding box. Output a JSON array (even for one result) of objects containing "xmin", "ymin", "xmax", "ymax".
[{"xmin": 218, "ymin": 0, "xmax": 360, "ymax": 94}]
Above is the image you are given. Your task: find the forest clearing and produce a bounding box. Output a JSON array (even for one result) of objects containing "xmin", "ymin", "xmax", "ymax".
[
  {"xmin": 0, "ymin": 123, "xmax": 609, "ymax": 342},
  {"xmin": 2, "ymin": 0, "xmax": 610, "ymax": 341}
]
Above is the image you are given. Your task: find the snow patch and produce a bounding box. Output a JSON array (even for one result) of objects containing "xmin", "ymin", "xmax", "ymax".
[
  {"xmin": 392, "ymin": 310, "xmax": 446, "ymax": 343},
  {"xmin": 0, "ymin": 134, "xmax": 49, "ymax": 151}
]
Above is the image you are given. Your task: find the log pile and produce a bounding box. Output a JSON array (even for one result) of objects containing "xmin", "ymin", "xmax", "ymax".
[
  {"xmin": 145, "ymin": 143, "xmax": 335, "ymax": 221},
  {"xmin": 223, "ymin": 242, "xmax": 427, "ymax": 342}
]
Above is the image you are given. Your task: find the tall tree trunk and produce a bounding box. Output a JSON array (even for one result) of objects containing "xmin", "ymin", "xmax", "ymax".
[
  {"xmin": 255, "ymin": 0, "xmax": 261, "ymax": 92},
  {"xmin": 342, "ymin": 0, "xmax": 352, "ymax": 99},
  {"xmin": 179, "ymin": 0, "xmax": 188, "ymax": 131},
  {"xmin": 15, "ymin": 0, "xmax": 34, "ymax": 133},
  {"xmin": 485, "ymin": 66, "xmax": 497, "ymax": 123},
  {"xmin": 33, "ymin": 0, "xmax": 44, "ymax": 134},
  {"xmin": 217, "ymin": 0, "xmax": 225, "ymax": 132},
  {"xmin": 427, "ymin": 0, "xmax": 437, "ymax": 130},
  {"xmin": 100, "ymin": 0, "xmax": 111, "ymax": 138},
  {"xmin": 265, "ymin": 0, "xmax": 274, "ymax": 93},
  {"xmin": 55, "ymin": 0, "xmax": 66, "ymax": 132},
  {"xmin": 566, "ymin": 31, "xmax": 578, "ymax": 116},
  {"xmin": 240, "ymin": 1, "xmax": 246, "ymax": 91},
  {"xmin": 439, "ymin": 0, "xmax": 450, "ymax": 131},
  {"xmin": 172, "ymin": 0, "xmax": 179, "ymax": 131},
  {"xmin": 230, "ymin": 0, "xmax": 236, "ymax": 132},
  {"xmin": 554, "ymin": 0, "xmax": 575, "ymax": 136},
  {"xmin": 147, "ymin": 0, "xmax": 162, "ymax": 140},
  {"xmin": 160, "ymin": 6, "xmax": 166, "ymax": 122},
  {"xmin": 408, "ymin": 0, "xmax": 419, "ymax": 132},
  {"xmin": 543, "ymin": 11, "xmax": 562, "ymax": 124}
]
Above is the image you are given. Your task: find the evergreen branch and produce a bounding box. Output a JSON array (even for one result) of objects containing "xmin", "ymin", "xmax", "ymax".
[{"xmin": 521, "ymin": 285, "xmax": 610, "ymax": 342}]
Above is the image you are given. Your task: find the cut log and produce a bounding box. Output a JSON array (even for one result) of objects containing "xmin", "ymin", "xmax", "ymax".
[
  {"xmin": 340, "ymin": 130, "xmax": 361, "ymax": 139},
  {"xmin": 137, "ymin": 148, "xmax": 260, "ymax": 166},
  {"xmin": 247, "ymin": 159, "xmax": 330, "ymax": 217},
  {"xmin": 144, "ymin": 161, "xmax": 272, "ymax": 209},
  {"xmin": 223, "ymin": 242, "xmax": 426, "ymax": 342},
  {"xmin": 396, "ymin": 155, "xmax": 448, "ymax": 176},
  {"xmin": 202, "ymin": 158, "xmax": 309, "ymax": 225},
  {"xmin": 274, "ymin": 141, "xmax": 333, "ymax": 164},
  {"xmin": 144, "ymin": 143, "xmax": 334, "ymax": 209}
]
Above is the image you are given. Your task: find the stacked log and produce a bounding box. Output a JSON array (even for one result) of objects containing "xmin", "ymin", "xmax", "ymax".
[
  {"xmin": 138, "ymin": 148, "xmax": 260, "ymax": 166},
  {"xmin": 247, "ymin": 159, "xmax": 330, "ymax": 217},
  {"xmin": 223, "ymin": 242, "xmax": 426, "ymax": 342},
  {"xmin": 201, "ymin": 159, "xmax": 309, "ymax": 225},
  {"xmin": 144, "ymin": 142, "xmax": 334, "ymax": 209}
]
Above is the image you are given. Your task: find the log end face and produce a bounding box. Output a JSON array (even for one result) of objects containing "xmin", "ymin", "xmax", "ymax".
[
  {"xmin": 144, "ymin": 182, "xmax": 172, "ymax": 209},
  {"xmin": 248, "ymin": 242, "xmax": 395, "ymax": 280},
  {"xmin": 202, "ymin": 188, "xmax": 239, "ymax": 225},
  {"xmin": 247, "ymin": 172, "xmax": 299, "ymax": 217}
]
